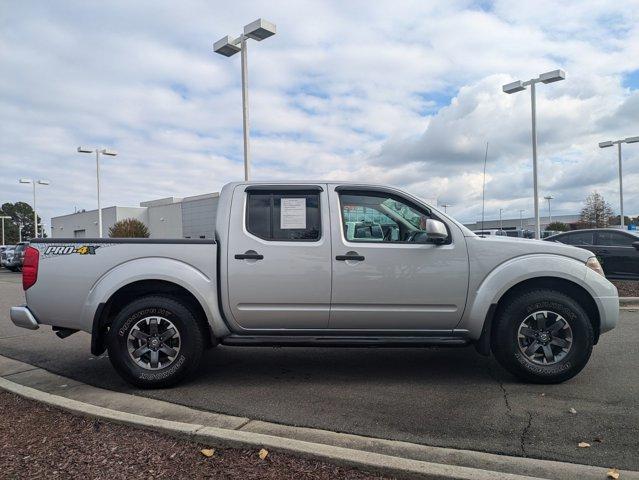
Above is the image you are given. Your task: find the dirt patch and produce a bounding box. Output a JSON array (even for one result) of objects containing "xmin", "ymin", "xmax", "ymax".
[
  {"xmin": 611, "ymin": 280, "xmax": 639, "ymax": 298},
  {"xmin": 0, "ymin": 391, "xmax": 390, "ymax": 479}
]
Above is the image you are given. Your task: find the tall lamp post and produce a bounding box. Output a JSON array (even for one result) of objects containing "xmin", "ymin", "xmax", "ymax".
[
  {"xmin": 0, "ymin": 216, "xmax": 10, "ymax": 245},
  {"xmin": 519, "ymin": 209, "xmax": 525, "ymax": 230},
  {"xmin": 441, "ymin": 203, "xmax": 451, "ymax": 213},
  {"xmin": 599, "ymin": 136, "xmax": 639, "ymax": 228},
  {"xmin": 503, "ymin": 69, "xmax": 566, "ymax": 239},
  {"xmin": 77, "ymin": 147, "xmax": 117, "ymax": 238},
  {"xmin": 544, "ymin": 195, "xmax": 554, "ymax": 225},
  {"xmin": 19, "ymin": 178, "xmax": 50, "ymax": 238},
  {"xmin": 499, "ymin": 208, "xmax": 503, "ymax": 231},
  {"xmin": 213, "ymin": 18, "xmax": 277, "ymax": 181}
]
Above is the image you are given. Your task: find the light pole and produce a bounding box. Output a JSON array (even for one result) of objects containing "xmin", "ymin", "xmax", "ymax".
[
  {"xmin": 441, "ymin": 203, "xmax": 451, "ymax": 213},
  {"xmin": 519, "ymin": 209, "xmax": 525, "ymax": 230},
  {"xmin": 499, "ymin": 208, "xmax": 503, "ymax": 231},
  {"xmin": 0, "ymin": 216, "xmax": 10, "ymax": 245},
  {"xmin": 214, "ymin": 18, "xmax": 276, "ymax": 181},
  {"xmin": 503, "ymin": 69, "xmax": 566, "ymax": 239},
  {"xmin": 544, "ymin": 195, "xmax": 554, "ymax": 225},
  {"xmin": 77, "ymin": 147, "xmax": 117, "ymax": 238},
  {"xmin": 18, "ymin": 222, "xmax": 23, "ymax": 243},
  {"xmin": 19, "ymin": 178, "xmax": 50, "ymax": 238},
  {"xmin": 599, "ymin": 136, "xmax": 639, "ymax": 228}
]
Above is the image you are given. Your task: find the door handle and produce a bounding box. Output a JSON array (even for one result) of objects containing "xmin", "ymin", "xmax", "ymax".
[
  {"xmin": 235, "ymin": 252, "xmax": 264, "ymax": 260},
  {"xmin": 336, "ymin": 253, "xmax": 365, "ymax": 261}
]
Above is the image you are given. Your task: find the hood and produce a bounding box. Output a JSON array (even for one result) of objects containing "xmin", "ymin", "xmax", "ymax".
[{"xmin": 467, "ymin": 235, "xmax": 593, "ymax": 263}]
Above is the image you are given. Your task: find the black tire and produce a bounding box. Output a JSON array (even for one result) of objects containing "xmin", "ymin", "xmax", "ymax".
[
  {"xmin": 107, "ymin": 296, "xmax": 206, "ymax": 388},
  {"xmin": 491, "ymin": 289, "xmax": 594, "ymax": 384}
]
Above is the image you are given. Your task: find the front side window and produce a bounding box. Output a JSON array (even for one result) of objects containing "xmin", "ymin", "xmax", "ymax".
[
  {"xmin": 246, "ymin": 190, "xmax": 321, "ymax": 241},
  {"xmin": 339, "ymin": 191, "xmax": 435, "ymax": 243},
  {"xmin": 597, "ymin": 231, "xmax": 636, "ymax": 247}
]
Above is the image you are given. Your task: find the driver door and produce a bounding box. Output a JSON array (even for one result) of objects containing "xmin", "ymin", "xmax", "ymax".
[{"xmin": 328, "ymin": 186, "xmax": 469, "ymax": 331}]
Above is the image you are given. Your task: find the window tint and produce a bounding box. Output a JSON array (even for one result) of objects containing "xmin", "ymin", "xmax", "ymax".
[
  {"xmin": 339, "ymin": 191, "xmax": 434, "ymax": 243},
  {"xmin": 597, "ymin": 231, "xmax": 636, "ymax": 247},
  {"xmin": 557, "ymin": 231, "xmax": 594, "ymax": 246},
  {"xmin": 246, "ymin": 191, "xmax": 321, "ymax": 241}
]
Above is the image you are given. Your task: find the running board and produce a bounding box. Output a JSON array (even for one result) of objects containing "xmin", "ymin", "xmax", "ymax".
[{"xmin": 220, "ymin": 335, "xmax": 470, "ymax": 348}]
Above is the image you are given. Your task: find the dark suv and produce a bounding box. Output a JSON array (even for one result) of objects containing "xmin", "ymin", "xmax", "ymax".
[{"xmin": 545, "ymin": 229, "xmax": 639, "ymax": 280}]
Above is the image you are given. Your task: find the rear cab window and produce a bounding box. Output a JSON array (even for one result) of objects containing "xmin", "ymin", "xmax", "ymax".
[{"xmin": 246, "ymin": 189, "xmax": 321, "ymax": 241}]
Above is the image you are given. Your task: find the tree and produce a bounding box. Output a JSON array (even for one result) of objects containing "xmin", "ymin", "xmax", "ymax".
[
  {"xmin": 546, "ymin": 221, "xmax": 569, "ymax": 232},
  {"xmin": 1, "ymin": 202, "xmax": 43, "ymax": 243},
  {"xmin": 579, "ymin": 192, "xmax": 614, "ymax": 228},
  {"xmin": 108, "ymin": 218, "xmax": 150, "ymax": 238},
  {"xmin": 608, "ymin": 215, "xmax": 631, "ymax": 226}
]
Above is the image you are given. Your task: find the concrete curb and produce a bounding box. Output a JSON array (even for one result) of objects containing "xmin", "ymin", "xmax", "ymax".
[
  {"xmin": 0, "ymin": 376, "xmax": 539, "ymax": 480},
  {"xmin": 1, "ymin": 357, "xmax": 638, "ymax": 480},
  {"xmin": 620, "ymin": 297, "xmax": 639, "ymax": 306}
]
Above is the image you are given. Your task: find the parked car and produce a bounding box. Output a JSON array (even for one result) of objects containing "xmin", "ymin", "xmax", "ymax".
[
  {"xmin": 545, "ymin": 229, "xmax": 639, "ymax": 280},
  {"xmin": 1, "ymin": 245, "xmax": 16, "ymax": 270},
  {"xmin": 10, "ymin": 182, "xmax": 618, "ymax": 388},
  {"xmin": 3, "ymin": 242, "xmax": 28, "ymax": 272},
  {"xmin": 472, "ymin": 229, "xmax": 507, "ymax": 236}
]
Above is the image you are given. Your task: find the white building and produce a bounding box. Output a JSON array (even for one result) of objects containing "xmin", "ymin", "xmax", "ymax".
[{"xmin": 51, "ymin": 193, "xmax": 219, "ymax": 239}]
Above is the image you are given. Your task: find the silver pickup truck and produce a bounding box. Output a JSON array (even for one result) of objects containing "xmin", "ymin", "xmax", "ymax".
[{"xmin": 10, "ymin": 182, "xmax": 619, "ymax": 388}]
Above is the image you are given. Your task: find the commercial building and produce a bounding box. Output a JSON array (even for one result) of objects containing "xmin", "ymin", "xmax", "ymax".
[
  {"xmin": 463, "ymin": 214, "xmax": 581, "ymax": 232},
  {"xmin": 51, "ymin": 193, "xmax": 219, "ymax": 239}
]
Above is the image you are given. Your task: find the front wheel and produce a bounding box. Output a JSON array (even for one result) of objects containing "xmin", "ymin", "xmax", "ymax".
[
  {"xmin": 491, "ymin": 289, "xmax": 594, "ymax": 384},
  {"xmin": 107, "ymin": 296, "xmax": 206, "ymax": 388}
]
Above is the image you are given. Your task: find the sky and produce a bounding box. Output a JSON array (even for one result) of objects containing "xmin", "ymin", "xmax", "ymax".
[{"xmin": 1, "ymin": 0, "xmax": 639, "ymax": 233}]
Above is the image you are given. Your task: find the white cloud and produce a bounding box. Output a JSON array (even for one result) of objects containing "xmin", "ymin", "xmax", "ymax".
[{"xmin": 1, "ymin": 0, "xmax": 638, "ymax": 232}]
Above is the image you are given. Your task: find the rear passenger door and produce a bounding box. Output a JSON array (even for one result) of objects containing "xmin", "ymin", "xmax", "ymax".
[{"xmin": 226, "ymin": 185, "xmax": 332, "ymax": 330}]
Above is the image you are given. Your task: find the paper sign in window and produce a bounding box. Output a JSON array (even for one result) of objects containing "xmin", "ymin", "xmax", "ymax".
[{"xmin": 280, "ymin": 198, "xmax": 306, "ymax": 229}]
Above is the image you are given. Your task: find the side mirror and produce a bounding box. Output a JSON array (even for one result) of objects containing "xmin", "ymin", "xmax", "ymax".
[
  {"xmin": 425, "ymin": 219, "xmax": 448, "ymax": 243},
  {"xmin": 633, "ymin": 241, "xmax": 639, "ymax": 251}
]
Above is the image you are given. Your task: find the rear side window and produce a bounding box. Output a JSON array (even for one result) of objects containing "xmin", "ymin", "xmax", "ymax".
[
  {"xmin": 597, "ymin": 231, "xmax": 636, "ymax": 247},
  {"xmin": 246, "ymin": 190, "xmax": 321, "ymax": 241},
  {"xmin": 557, "ymin": 231, "xmax": 594, "ymax": 245}
]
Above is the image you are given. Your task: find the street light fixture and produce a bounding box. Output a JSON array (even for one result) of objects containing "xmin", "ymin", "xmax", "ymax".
[
  {"xmin": 503, "ymin": 69, "xmax": 566, "ymax": 239},
  {"xmin": 214, "ymin": 18, "xmax": 277, "ymax": 181},
  {"xmin": 18, "ymin": 178, "xmax": 50, "ymax": 238},
  {"xmin": 544, "ymin": 195, "xmax": 554, "ymax": 225},
  {"xmin": 599, "ymin": 136, "xmax": 639, "ymax": 228},
  {"xmin": 77, "ymin": 146, "xmax": 118, "ymax": 238},
  {"xmin": 440, "ymin": 203, "xmax": 451, "ymax": 213}
]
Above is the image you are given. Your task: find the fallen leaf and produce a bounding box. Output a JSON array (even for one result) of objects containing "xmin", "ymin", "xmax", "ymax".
[
  {"xmin": 569, "ymin": 408, "xmax": 577, "ymax": 414},
  {"xmin": 540, "ymin": 393, "xmax": 545, "ymax": 397},
  {"xmin": 258, "ymin": 448, "xmax": 269, "ymax": 460},
  {"xmin": 200, "ymin": 448, "xmax": 215, "ymax": 457},
  {"xmin": 607, "ymin": 468, "xmax": 620, "ymax": 479},
  {"xmin": 578, "ymin": 442, "xmax": 591, "ymax": 448}
]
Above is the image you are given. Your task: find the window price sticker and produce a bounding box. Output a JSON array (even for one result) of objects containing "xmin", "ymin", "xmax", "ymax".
[{"xmin": 281, "ymin": 198, "xmax": 306, "ymax": 229}]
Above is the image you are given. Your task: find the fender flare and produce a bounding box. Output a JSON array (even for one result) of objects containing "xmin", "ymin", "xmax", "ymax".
[
  {"xmin": 83, "ymin": 257, "xmax": 230, "ymax": 346},
  {"xmin": 460, "ymin": 254, "xmax": 596, "ymax": 340}
]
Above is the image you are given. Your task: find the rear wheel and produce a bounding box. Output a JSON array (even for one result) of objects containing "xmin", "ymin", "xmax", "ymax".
[
  {"xmin": 491, "ymin": 289, "xmax": 594, "ymax": 384},
  {"xmin": 107, "ymin": 296, "xmax": 206, "ymax": 388}
]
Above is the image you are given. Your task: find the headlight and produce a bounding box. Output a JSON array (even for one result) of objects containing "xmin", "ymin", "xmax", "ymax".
[{"xmin": 585, "ymin": 256, "xmax": 604, "ymax": 276}]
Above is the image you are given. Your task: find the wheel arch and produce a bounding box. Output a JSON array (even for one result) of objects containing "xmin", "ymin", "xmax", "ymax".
[
  {"xmin": 474, "ymin": 276, "xmax": 600, "ymax": 356},
  {"xmin": 91, "ymin": 279, "xmax": 218, "ymax": 356}
]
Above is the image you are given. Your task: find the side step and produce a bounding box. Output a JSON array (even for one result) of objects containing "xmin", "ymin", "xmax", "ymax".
[{"xmin": 220, "ymin": 335, "xmax": 470, "ymax": 348}]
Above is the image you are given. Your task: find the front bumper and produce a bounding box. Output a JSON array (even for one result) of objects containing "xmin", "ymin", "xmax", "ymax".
[{"xmin": 10, "ymin": 306, "xmax": 39, "ymax": 330}]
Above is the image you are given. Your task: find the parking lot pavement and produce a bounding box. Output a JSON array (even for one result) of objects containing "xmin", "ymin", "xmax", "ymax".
[{"xmin": 1, "ymin": 268, "xmax": 638, "ymax": 471}]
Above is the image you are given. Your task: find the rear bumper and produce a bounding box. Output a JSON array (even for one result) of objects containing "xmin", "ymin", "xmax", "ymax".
[{"xmin": 10, "ymin": 306, "xmax": 39, "ymax": 330}]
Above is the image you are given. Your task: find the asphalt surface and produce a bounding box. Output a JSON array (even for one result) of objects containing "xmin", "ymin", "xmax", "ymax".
[{"xmin": 1, "ymin": 268, "xmax": 638, "ymax": 470}]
